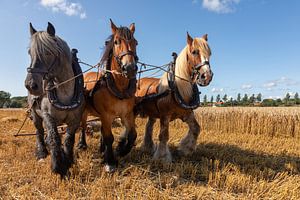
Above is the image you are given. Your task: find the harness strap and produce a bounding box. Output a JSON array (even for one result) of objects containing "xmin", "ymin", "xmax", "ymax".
[{"xmin": 47, "ymin": 49, "xmax": 84, "ymax": 110}]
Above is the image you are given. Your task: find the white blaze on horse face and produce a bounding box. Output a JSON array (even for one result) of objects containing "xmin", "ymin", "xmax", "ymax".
[{"xmin": 200, "ymin": 54, "xmax": 210, "ymax": 73}]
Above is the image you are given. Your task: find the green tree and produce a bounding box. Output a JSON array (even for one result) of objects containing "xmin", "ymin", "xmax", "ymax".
[
  {"xmin": 9, "ymin": 100, "xmax": 23, "ymax": 108},
  {"xmin": 222, "ymin": 94, "xmax": 228, "ymax": 102},
  {"xmin": 10, "ymin": 96, "xmax": 27, "ymax": 108},
  {"xmin": 203, "ymin": 95, "xmax": 207, "ymax": 105},
  {"xmin": 0, "ymin": 91, "xmax": 11, "ymax": 108},
  {"xmin": 242, "ymin": 94, "xmax": 249, "ymax": 105},
  {"xmin": 295, "ymin": 92, "xmax": 299, "ymax": 104},
  {"xmin": 210, "ymin": 96, "xmax": 214, "ymax": 103},
  {"xmin": 216, "ymin": 94, "xmax": 221, "ymax": 102},
  {"xmin": 256, "ymin": 93, "xmax": 262, "ymax": 102},
  {"xmin": 262, "ymin": 99, "xmax": 276, "ymax": 107},
  {"xmin": 227, "ymin": 97, "xmax": 234, "ymax": 107},
  {"xmin": 275, "ymin": 98, "xmax": 283, "ymax": 106},
  {"xmin": 284, "ymin": 93, "xmax": 291, "ymax": 106},
  {"xmin": 237, "ymin": 93, "xmax": 241, "ymax": 104},
  {"xmin": 249, "ymin": 94, "xmax": 256, "ymax": 104}
]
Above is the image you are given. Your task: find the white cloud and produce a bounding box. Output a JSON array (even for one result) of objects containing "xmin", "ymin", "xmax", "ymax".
[
  {"xmin": 40, "ymin": 0, "xmax": 86, "ymax": 19},
  {"xmin": 211, "ymin": 88, "xmax": 224, "ymax": 93},
  {"xmin": 241, "ymin": 84, "xmax": 252, "ymax": 90},
  {"xmin": 202, "ymin": 0, "xmax": 240, "ymax": 13},
  {"xmin": 279, "ymin": 77, "xmax": 300, "ymax": 86},
  {"xmin": 262, "ymin": 76, "xmax": 300, "ymax": 91},
  {"xmin": 263, "ymin": 82, "xmax": 277, "ymax": 89}
]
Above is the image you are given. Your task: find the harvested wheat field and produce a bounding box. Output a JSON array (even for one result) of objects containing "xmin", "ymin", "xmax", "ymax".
[{"xmin": 1, "ymin": 107, "xmax": 300, "ymax": 199}]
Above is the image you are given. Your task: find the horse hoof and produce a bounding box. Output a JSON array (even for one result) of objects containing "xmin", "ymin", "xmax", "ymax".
[
  {"xmin": 104, "ymin": 164, "xmax": 116, "ymax": 173},
  {"xmin": 36, "ymin": 149, "xmax": 48, "ymax": 160},
  {"xmin": 153, "ymin": 146, "xmax": 172, "ymax": 163},
  {"xmin": 153, "ymin": 154, "xmax": 172, "ymax": 163},
  {"xmin": 140, "ymin": 143, "xmax": 156, "ymax": 155}
]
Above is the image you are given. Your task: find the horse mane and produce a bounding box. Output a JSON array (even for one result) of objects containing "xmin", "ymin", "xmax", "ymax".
[
  {"xmin": 100, "ymin": 26, "xmax": 134, "ymax": 68},
  {"xmin": 158, "ymin": 37, "xmax": 211, "ymax": 103},
  {"xmin": 30, "ymin": 31, "xmax": 71, "ymax": 63}
]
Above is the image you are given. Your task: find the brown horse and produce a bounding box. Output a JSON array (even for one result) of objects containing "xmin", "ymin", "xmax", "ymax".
[
  {"xmin": 77, "ymin": 20, "xmax": 138, "ymax": 172},
  {"xmin": 135, "ymin": 33, "xmax": 213, "ymax": 162}
]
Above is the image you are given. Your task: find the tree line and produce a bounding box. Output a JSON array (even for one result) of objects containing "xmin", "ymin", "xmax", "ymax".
[
  {"xmin": 1, "ymin": 90, "xmax": 300, "ymax": 108},
  {"xmin": 202, "ymin": 92, "xmax": 300, "ymax": 107},
  {"xmin": 0, "ymin": 91, "xmax": 27, "ymax": 108}
]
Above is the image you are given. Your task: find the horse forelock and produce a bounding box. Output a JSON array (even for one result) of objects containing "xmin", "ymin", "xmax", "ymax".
[
  {"xmin": 194, "ymin": 38, "xmax": 211, "ymax": 59},
  {"xmin": 30, "ymin": 31, "xmax": 71, "ymax": 64}
]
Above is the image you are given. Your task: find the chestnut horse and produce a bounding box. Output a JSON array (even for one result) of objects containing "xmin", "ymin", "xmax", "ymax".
[
  {"xmin": 77, "ymin": 20, "xmax": 138, "ymax": 172},
  {"xmin": 135, "ymin": 33, "xmax": 213, "ymax": 162}
]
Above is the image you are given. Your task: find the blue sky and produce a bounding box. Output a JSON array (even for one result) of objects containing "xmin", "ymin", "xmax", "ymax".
[{"xmin": 0, "ymin": 0, "xmax": 300, "ymax": 100}]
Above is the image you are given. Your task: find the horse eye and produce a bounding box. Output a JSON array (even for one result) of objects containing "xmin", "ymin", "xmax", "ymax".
[
  {"xmin": 114, "ymin": 40, "xmax": 120, "ymax": 45},
  {"xmin": 192, "ymin": 50, "xmax": 199, "ymax": 55}
]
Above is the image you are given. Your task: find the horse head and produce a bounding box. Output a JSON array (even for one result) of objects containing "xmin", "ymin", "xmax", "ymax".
[
  {"xmin": 109, "ymin": 19, "xmax": 138, "ymax": 79},
  {"xmin": 25, "ymin": 22, "xmax": 71, "ymax": 96},
  {"xmin": 186, "ymin": 32, "xmax": 213, "ymax": 86}
]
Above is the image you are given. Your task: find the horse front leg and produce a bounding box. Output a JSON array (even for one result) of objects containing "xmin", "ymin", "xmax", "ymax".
[
  {"xmin": 140, "ymin": 117, "xmax": 156, "ymax": 154},
  {"xmin": 116, "ymin": 112, "xmax": 137, "ymax": 157},
  {"xmin": 153, "ymin": 116, "xmax": 172, "ymax": 162},
  {"xmin": 101, "ymin": 116, "xmax": 117, "ymax": 173},
  {"xmin": 43, "ymin": 113, "xmax": 68, "ymax": 177},
  {"xmin": 178, "ymin": 112, "xmax": 200, "ymax": 156},
  {"xmin": 77, "ymin": 110, "xmax": 88, "ymax": 150},
  {"xmin": 64, "ymin": 122, "xmax": 80, "ymax": 169},
  {"xmin": 32, "ymin": 112, "xmax": 48, "ymax": 160}
]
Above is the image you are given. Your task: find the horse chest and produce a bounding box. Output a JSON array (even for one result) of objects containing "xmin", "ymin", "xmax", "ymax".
[{"xmin": 93, "ymin": 89, "xmax": 134, "ymax": 116}]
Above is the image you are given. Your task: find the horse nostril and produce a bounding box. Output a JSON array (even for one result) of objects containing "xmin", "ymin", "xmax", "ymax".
[{"xmin": 31, "ymin": 83, "xmax": 38, "ymax": 91}]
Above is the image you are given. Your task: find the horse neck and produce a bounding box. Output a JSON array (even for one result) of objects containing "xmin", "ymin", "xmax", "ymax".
[
  {"xmin": 110, "ymin": 58, "xmax": 130, "ymax": 91},
  {"xmin": 174, "ymin": 47, "xmax": 193, "ymax": 103},
  {"xmin": 53, "ymin": 60, "xmax": 75, "ymax": 104}
]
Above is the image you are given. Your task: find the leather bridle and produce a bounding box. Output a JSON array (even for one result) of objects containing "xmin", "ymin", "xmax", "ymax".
[
  {"xmin": 191, "ymin": 60, "xmax": 213, "ymax": 85},
  {"xmin": 114, "ymin": 50, "xmax": 139, "ymax": 67},
  {"xmin": 26, "ymin": 58, "xmax": 58, "ymax": 81},
  {"xmin": 112, "ymin": 37, "xmax": 138, "ymax": 75}
]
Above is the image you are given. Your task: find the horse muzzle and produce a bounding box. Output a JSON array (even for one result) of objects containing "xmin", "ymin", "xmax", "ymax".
[
  {"xmin": 25, "ymin": 74, "xmax": 44, "ymax": 96},
  {"xmin": 196, "ymin": 71, "xmax": 213, "ymax": 86},
  {"xmin": 122, "ymin": 63, "xmax": 138, "ymax": 79}
]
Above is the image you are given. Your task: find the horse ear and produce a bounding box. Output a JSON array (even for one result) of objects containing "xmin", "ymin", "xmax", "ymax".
[
  {"xmin": 47, "ymin": 22, "xmax": 55, "ymax": 36},
  {"xmin": 110, "ymin": 19, "xmax": 118, "ymax": 35},
  {"xmin": 29, "ymin": 23, "xmax": 37, "ymax": 36},
  {"xmin": 202, "ymin": 34, "xmax": 208, "ymax": 41},
  {"xmin": 187, "ymin": 32, "xmax": 193, "ymax": 46},
  {"xmin": 129, "ymin": 23, "xmax": 135, "ymax": 34}
]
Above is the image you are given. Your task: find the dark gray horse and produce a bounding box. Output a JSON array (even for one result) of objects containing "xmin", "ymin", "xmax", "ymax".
[{"xmin": 25, "ymin": 22, "xmax": 85, "ymax": 177}]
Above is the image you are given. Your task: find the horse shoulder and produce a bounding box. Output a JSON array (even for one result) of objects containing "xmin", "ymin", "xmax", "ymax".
[
  {"xmin": 84, "ymin": 71, "xmax": 104, "ymax": 91},
  {"xmin": 136, "ymin": 77, "xmax": 160, "ymax": 97}
]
